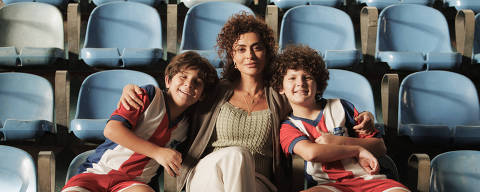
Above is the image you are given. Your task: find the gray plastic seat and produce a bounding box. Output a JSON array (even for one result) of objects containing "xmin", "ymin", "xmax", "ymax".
[
  {"xmin": 0, "ymin": 2, "xmax": 64, "ymax": 67},
  {"xmin": 0, "ymin": 145, "xmax": 36, "ymax": 192},
  {"xmin": 180, "ymin": 0, "xmax": 252, "ymax": 8}
]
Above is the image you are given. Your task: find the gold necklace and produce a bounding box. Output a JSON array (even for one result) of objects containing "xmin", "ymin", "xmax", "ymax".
[{"xmin": 241, "ymin": 91, "xmax": 263, "ymax": 116}]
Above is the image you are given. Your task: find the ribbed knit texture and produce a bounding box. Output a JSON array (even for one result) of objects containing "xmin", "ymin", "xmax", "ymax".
[{"xmin": 212, "ymin": 102, "xmax": 273, "ymax": 178}]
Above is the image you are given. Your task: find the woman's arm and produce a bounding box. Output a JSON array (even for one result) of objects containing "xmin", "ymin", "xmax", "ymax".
[
  {"xmin": 104, "ymin": 120, "xmax": 182, "ymax": 177},
  {"xmin": 293, "ymin": 140, "xmax": 379, "ymax": 174},
  {"xmin": 116, "ymin": 84, "xmax": 144, "ymax": 110}
]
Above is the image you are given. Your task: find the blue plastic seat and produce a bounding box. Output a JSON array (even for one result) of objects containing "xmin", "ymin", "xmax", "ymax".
[
  {"xmin": 0, "ymin": 72, "xmax": 54, "ymax": 141},
  {"xmin": 269, "ymin": 0, "xmax": 343, "ymax": 9},
  {"xmin": 65, "ymin": 150, "xmax": 95, "ymax": 182},
  {"xmin": 0, "ymin": 145, "xmax": 36, "ymax": 192},
  {"xmin": 92, "ymin": 0, "xmax": 165, "ymax": 7},
  {"xmin": 2, "ymin": 0, "xmax": 68, "ymax": 7},
  {"xmin": 473, "ymin": 13, "xmax": 480, "ymax": 64},
  {"xmin": 357, "ymin": 0, "xmax": 434, "ymax": 10},
  {"xmin": 376, "ymin": 4, "xmax": 461, "ymax": 71},
  {"xmin": 398, "ymin": 71, "xmax": 480, "ymax": 146},
  {"xmin": 0, "ymin": 2, "xmax": 64, "ymax": 67},
  {"xmin": 70, "ymin": 70, "xmax": 159, "ymax": 140},
  {"xmin": 430, "ymin": 150, "xmax": 480, "ymax": 192},
  {"xmin": 180, "ymin": 0, "xmax": 252, "ymax": 8},
  {"xmin": 444, "ymin": 0, "xmax": 480, "ymax": 13},
  {"xmin": 81, "ymin": 2, "xmax": 163, "ymax": 68},
  {"xmin": 279, "ymin": 5, "xmax": 361, "ymax": 69},
  {"xmin": 180, "ymin": 1, "xmax": 254, "ymax": 68}
]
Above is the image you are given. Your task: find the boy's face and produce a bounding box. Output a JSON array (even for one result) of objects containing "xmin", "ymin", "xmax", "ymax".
[
  {"xmin": 279, "ymin": 69, "xmax": 317, "ymax": 107},
  {"xmin": 165, "ymin": 66, "xmax": 205, "ymax": 107}
]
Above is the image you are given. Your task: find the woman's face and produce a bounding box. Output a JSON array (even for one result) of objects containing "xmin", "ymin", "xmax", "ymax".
[{"xmin": 231, "ymin": 32, "xmax": 267, "ymax": 78}]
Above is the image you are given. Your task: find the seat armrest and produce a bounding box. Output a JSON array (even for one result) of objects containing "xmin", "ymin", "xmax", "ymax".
[
  {"xmin": 381, "ymin": 74, "xmax": 399, "ymax": 140},
  {"xmin": 38, "ymin": 151, "xmax": 55, "ymax": 192},
  {"xmin": 408, "ymin": 153, "xmax": 430, "ymax": 192}
]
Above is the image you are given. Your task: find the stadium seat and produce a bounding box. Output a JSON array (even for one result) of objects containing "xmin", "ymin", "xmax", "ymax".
[
  {"xmin": 357, "ymin": 0, "xmax": 434, "ymax": 10},
  {"xmin": 180, "ymin": 0, "xmax": 252, "ymax": 8},
  {"xmin": 398, "ymin": 71, "xmax": 479, "ymax": 146},
  {"xmin": 473, "ymin": 13, "xmax": 480, "ymax": 64},
  {"xmin": 0, "ymin": 72, "xmax": 55, "ymax": 141},
  {"xmin": 444, "ymin": 0, "xmax": 480, "ymax": 13},
  {"xmin": 180, "ymin": 1, "xmax": 254, "ymax": 68},
  {"xmin": 0, "ymin": 2, "xmax": 64, "ymax": 67},
  {"xmin": 269, "ymin": 0, "xmax": 343, "ymax": 9},
  {"xmin": 2, "ymin": 0, "xmax": 68, "ymax": 7},
  {"xmin": 70, "ymin": 70, "xmax": 159, "ymax": 140},
  {"xmin": 65, "ymin": 150, "xmax": 95, "ymax": 182},
  {"xmin": 81, "ymin": 2, "xmax": 163, "ymax": 68},
  {"xmin": 430, "ymin": 150, "xmax": 480, "ymax": 192},
  {"xmin": 279, "ymin": 5, "xmax": 361, "ymax": 69},
  {"xmin": 0, "ymin": 145, "xmax": 36, "ymax": 192},
  {"xmin": 375, "ymin": 4, "xmax": 461, "ymax": 71},
  {"xmin": 92, "ymin": 0, "xmax": 165, "ymax": 7}
]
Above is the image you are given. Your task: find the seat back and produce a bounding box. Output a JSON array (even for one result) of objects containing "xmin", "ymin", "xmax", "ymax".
[
  {"xmin": 65, "ymin": 150, "xmax": 95, "ymax": 183},
  {"xmin": 377, "ymin": 4, "xmax": 451, "ymax": 53},
  {"xmin": 0, "ymin": 2, "xmax": 64, "ymax": 50},
  {"xmin": 71, "ymin": 70, "xmax": 158, "ymax": 140},
  {"xmin": 0, "ymin": 145, "xmax": 36, "ymax": 192},
  {"xmin": 279, "ymin": 5, "xmax": 359, "ymax": 68},
  {"xmin": 181, "ymin": 0, "xmax": 252, "ymax": 8},
  {"xmin": 75, "ymin": 70, "xmax": 158, "ymax": 119},
  {"xmin": 0, "ymin": 72, "xmax": 54, "ymax": 140},
  {"xmin": 92, "ymin": 0, "xmax": 165, "ymax": 6},
  {"xmin": 444, "ymin": 0, "xmax": 480, "ymax": 13},
  {"xmin": 179, "ymin": 1, "xmax": 253, "ymax": 67},
  {"xmin": 430, "ymin": 150, "xmax": 480, "ymax": 192},
  {"xmin": 357, "ymin": 0, "xmax": 434, "ymax": 10},
  {"xmin": 398, "ymin": 71, "xmax": 479, "ymax": 144},
  {"xmin": 2, "ymin": 0, "xmax": 68, "ymax": 7},
  {"xmin": 84, "ymin": 2, "xmax": 162, "ymax": 51},
  {"xmin": 270, "ymin": 0, "xmax": 343, "ymax": 9},
  {"xmin": 323, "ymin": 69, "xmax": 376, "ymax": 119},
  {"xmin": 473, "ymin": 14, "xmax": 480, "ymax": 63}
]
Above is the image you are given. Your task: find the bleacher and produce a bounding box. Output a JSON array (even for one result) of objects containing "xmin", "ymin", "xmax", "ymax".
[{"xmin": 0, "ymin": 0, "xmax": 479, "ymax": 191}]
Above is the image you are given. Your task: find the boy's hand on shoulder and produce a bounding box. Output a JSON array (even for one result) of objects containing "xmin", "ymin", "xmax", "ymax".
[
  {"xmin": 353, "ymin": 112, "xmax": 375, "ymax": 135},
  {"xmin": 154, "ymin": 148, "xmax": 183, "ymax": 177},
  {"xmin": 357, "ymin": 147, "xmax": 379, "ymax": 175},
  {"xmin": 117, "ymin": 84, "xmax": 144, "ymax": 110}
]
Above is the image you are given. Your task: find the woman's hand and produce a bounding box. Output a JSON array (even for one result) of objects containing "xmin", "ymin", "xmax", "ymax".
[
  {"xmin": 353, "ymin": 112, "xmax": 375, "ymax": 135},
  {"xmin": 154, "ymin": 148, "xmax": 183, "ymax": 177},
  {"xmin": 117, "ymin": 84, "xmax": 144, "ymax": 110}
]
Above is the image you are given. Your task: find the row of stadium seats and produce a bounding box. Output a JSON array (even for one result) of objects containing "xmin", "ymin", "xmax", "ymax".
[
  {"xmin": 1, "ymin": 67, "xmax": 479, "ymax": 191},
  {"xmin": 1, "ymin": 1, "xmax": 480, "ymax": 71}
]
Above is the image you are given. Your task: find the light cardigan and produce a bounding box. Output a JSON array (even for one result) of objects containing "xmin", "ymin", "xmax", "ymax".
[{"xmin": 177, "ymin": 80, "xmax": 293, "ymax": 192}]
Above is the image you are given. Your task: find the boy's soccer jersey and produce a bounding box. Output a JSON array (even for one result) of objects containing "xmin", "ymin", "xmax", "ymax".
[
  {"xmin": 77, "ymin": 85, "xmax": 188, "ymax": 184},
  {"xmin": 280, "ymin": 98, "xmax": 382, "ymax": 184}
]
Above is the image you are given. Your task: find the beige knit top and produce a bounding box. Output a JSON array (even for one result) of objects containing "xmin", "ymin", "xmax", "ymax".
[{"xmin": 212, "ymin": 102, "xmax": 273, "ymax": 178}]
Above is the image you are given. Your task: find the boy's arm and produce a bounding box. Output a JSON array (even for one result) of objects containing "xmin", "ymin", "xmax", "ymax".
[
  {"xmin": 315, "ymin": 134, "xmax": 387, "ymax": 157},
  {"xmin": 104, "ymin": 120, "xmax": 182, "ymax": 177},
  {"xmin": 293, "ymin": 140, "xmax": 379, "ymax": 175}
]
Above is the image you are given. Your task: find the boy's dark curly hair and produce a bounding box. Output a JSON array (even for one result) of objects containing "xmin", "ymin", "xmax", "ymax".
[
  {"xmin": 271, "ymin": 45, "xmax": 329, "ymax": 96},
  {"xmin": 165, "ymin": 51, "xmax": 219, "ymax": 97},
  {"xmin": 216, "ymin": 12, "xmax": 277, "ymax": 83}
]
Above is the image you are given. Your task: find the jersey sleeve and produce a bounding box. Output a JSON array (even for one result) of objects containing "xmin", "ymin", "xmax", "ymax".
[
  {"xmin": 280, "ymin": 120, "xmax": 309, "ymax": 156},
  {"xmin": 109, "ymin": 85, "xmax": 156, "ymax": 129},
  {"xmin": 340, "ymin": 99, "xmax": 380, "ymax": 138}
]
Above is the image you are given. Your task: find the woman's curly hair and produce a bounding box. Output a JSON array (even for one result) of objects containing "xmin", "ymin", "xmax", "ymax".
[
  {"xmin": 216, "ymin": 12, "xmax": 277, "ymax": 82},
  {"xmin": 271, "ymin": 45, "xmax": 329, "ymax": 96}
]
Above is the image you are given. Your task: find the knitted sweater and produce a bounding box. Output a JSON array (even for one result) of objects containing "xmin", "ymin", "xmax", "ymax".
[{"xmin": 212, "ymin": 102, "xmax": 273, "ymax": 178}]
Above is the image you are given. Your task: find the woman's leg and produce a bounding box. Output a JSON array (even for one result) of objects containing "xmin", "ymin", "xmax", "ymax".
[{"xmin": 186, "ymin": 146, "xmax": 256, "ymax": 192}]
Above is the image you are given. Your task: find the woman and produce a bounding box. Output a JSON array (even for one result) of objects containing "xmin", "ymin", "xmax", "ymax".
[{"xmin": 119, "ymin": 13, "xmax": 375, "ymax": 192}]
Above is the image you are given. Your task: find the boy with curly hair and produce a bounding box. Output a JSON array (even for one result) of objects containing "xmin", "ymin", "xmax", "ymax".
[{"xmin": 272, "ymin": 45, "xmax": 409, "ymax": 192}]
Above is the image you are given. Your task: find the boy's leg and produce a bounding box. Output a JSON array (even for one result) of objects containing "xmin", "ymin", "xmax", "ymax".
[
  {"xmin": 186, "ymin": 146, "xmax": 256, "ymax": 192},
  {"xmin": 117, "ymin": 184, "xmax": 155, "ymax": 192},
  {"xmin": 62, "ymin": 173, "xmax": 110, "ymax": 192}
]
